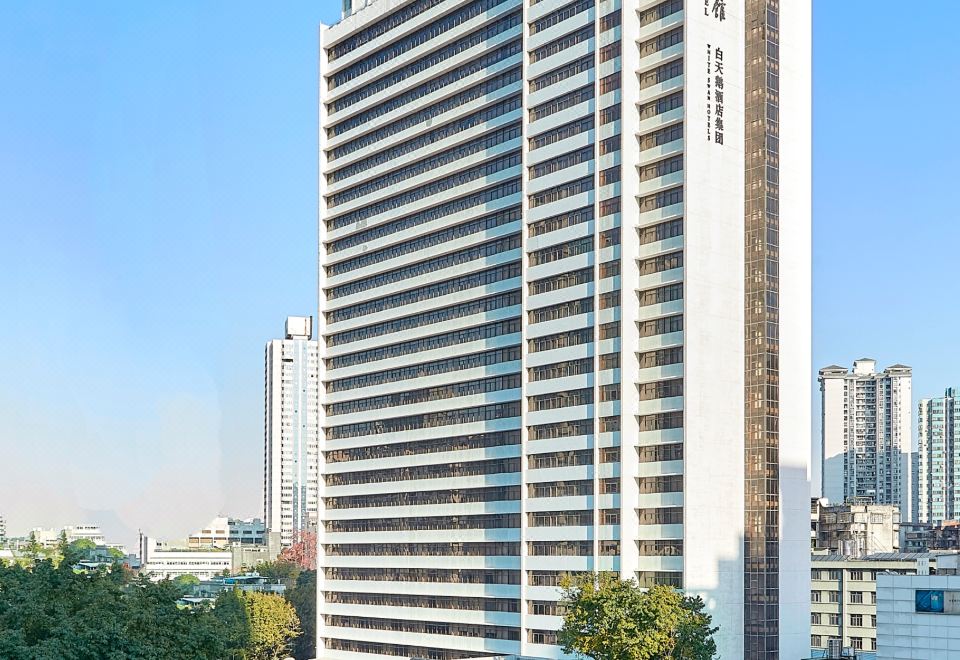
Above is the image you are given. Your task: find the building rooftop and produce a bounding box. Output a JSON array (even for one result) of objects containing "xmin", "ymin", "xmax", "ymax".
[{"xmin": 812, "ymin": 552, "xmax": 934, "ymax": 562}]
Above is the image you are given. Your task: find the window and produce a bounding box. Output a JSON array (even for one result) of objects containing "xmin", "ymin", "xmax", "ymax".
[
  {"xmin": 638, "ymin": 58, "xmax": 683, "ymax": 91},
  {"xmin": 530, "ymin": 85, "xmax": 594, "ymax": 122},
  {"xmin": 637, "ymin": 540, "xmax": 683, "ymax": 556},
  {"xmin": 639, "ymin": 346, "xmax": 683, "ymax": 369},
  {"xmin": 599, "ymin": 167, "xmax": 621, "ymax": 186},
  {"xmin": 811, "ymin": 590, "xmax": 821, "ymax": 603},
  {"xmin": 639, "ymin": 90, "xmax": 683, "ymax": 121},
  {"xmin": 810, "ymin": 613, "xmax": 820, "ymax": 625},
  {"xmin": 850, "ymin": 614, "xmax": 862, "ymax": 627},
  {"xmin": 600, "ymin": 41, "xmax": 621, "ymax": 62},
  {"xmin": 638, "ymin": 0, "xmax": 682, "ymax": 27},
  {"xmin": 529, "ymin": 25, "xmax": 593, "ymax": 64},
  {"xmin": 327, "ymin": 178, "xmax": 520, "ymax": 252},
  {"xmin": 828, "ymin": 613, "xmax": 839, "ymax": 626},
  {"xmin": 528, "ymin": 328, "xmax": 592, "ymax": 353},
  {"xmin": 639, "ymin": 187, "xmax": 683, "ymax": 212},
  {"xmin": 639, "ymin": 26, "xmax": 683, "ymax": 58},
  {"xmin": 528, "ymin": 358, "xmax": 593, "ymax": 382},
  {"xmin": 528, "ymin": 206, "xmax": 593, "ymax": 237},
  {"xmin": 639, "ymin": 218, "xmax": 683, "ymax": 244},
  {"xmin": 638, "ymin": 411, "xmax": 683, "ymax": 432},
  {"xmin": 329, "ymin": 13, "xmax": 522, "ymax": 112},
  {"xmin": 637, "ymin": 507, "xmax": 682, "ymax": 525},
  {"xmin": 528, "ymin": 297, "xmax": 593, "ymax": 324},
  {"xmin": 529, "ymin": 117, "xmax": 594, "ymax": 151},
  {"xmin": 849, "ymin": 591, "xmax": 863, "ymax": 604},
  {"xmin": 599, "ymin": 72, "xmax": 621, "ymax": 94},
  {"xmin": 849, "ymin": 570, "xmax": 863, "ymax": 580},
  {"xmin": 639, "ymin": 154, "xmax": 683, "ymax": 182},
  {"xmin": 828, "ymin": 591, "xmax": 840, "ymax": 603},
  {"xmin": 637, "ymin": 475, "xmax": 682, "ymax": 494},
  {"xmin": 529, "ymin": 0, "xmax": 594, "ymax": 35},
  {"xmin": 850, "ymin": 638, "xmax": 863, "ymax": 651},
  {"xmin": 529, "ymin": 267, "xmax": 593, "ymax": 295},
  {"xmin": 328, "ymin": 44, "xmax": 521, "ymax": 135},
  {"xmin": 638, "ymin": 379, "xmax": 683, "ymax": 401},
  {"xmin": 327, "ymin": 206, "xmax": 520, "ymax": 275},
  {"xmin": 327, "ymin": 233, "xmax": 521, "ymax": 299},
  {"xmin": 638, "ymin": 315, "xmax": 682, "ymax": 338},
  {"xmin": 328, "ymin": 151, "xmax": 521, "ymax": 227},
  {"xmin": 529, "ymin": 177, "xmax": 594, "ymax": 208},
  {"xmin": 529, "ymin": 418, "xmax": 593, "ymax": 440},
  {"xmin": 599, "ymin": 353, "xmax": 620, "ymax": 370},
  {"xmin": 811, "ymin": 635, "xmax": 821, "ymax": 648},
  {"xmin": 638, "ymin": 251, "xmax": 682, "ymax": 275},
  {"xmin": 529, "ymin": 388, "xmax": 593, "ymax": 412},
  {"xmin": 530, "ymin": 56, "xmax": 593, "ymax": 93},
  {"xmin": 639, "ymin": 123, "xmax": 683, "ymax": 151},
  {"xmin": 637, "ymin": 443, "xmax": 682, "ymax": 463},
  {"xmin": 638, "ymin": 283, "xmax": 683, "ymax": 307}
]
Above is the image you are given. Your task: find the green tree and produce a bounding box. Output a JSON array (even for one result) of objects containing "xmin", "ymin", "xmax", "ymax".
[
  {"xmin": 285, "ymin": 570, "xmax": 316, "ymax": 659},
  {"xmin": 0, "ymin": 557, "xmax": 245, "ymax": 658},
  {"xmin": 107, "ymin": 547, "xmax": 126, "ymax": 560},
  {"xmin": 558, "ymin": 574, "xmax": 718, "ymax": 660},
  {"xmin": 252, "ymin": 559, "xmax": 300, "ymax": 584},
  {"xmin": 216, "ymin": 590, "xmax": 300, "ymax": 660},
  {"xmin": 172, "ymin": 574, "xmax": 201, "ymax": 593}
]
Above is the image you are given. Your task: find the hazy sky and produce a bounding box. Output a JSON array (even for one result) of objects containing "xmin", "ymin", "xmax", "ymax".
[{"xmin": 1, "ymin": 2, "xmax": 959, "ymax": 547}]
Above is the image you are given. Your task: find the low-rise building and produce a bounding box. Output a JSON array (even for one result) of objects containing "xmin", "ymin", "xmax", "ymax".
[
  {"xmin": 811, "ymin": 552, "xmax": 936, "ymax": 654},
  {"xmin": 188, "ymin": 517, "xmax": 267, "ymax": 549},
  {"xmin": 876, "ymin": 553, "xmax": 960, "ymax": 658},
  {"xmin": 0, "ymin": 514, "xmax": 6, "ymax": 543},
  {"xmin": 139, "ymin": 535, "xmax": 231, "ymax": 581},
  {"xmin": 29, "ymin": 524, "xmax": 106, "ymax": 548},
  {"xmin": 901, "ymin": 521, "xmax": 960, "ymax": 553},
  {"xmin": 813, "ymin": 500, "xmax": 901, "ymax": 555}
]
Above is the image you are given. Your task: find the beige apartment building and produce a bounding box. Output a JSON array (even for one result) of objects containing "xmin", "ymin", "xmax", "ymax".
[{"xmin": 810, "ymin": 552, "xmax": 935, "ymax": 654}]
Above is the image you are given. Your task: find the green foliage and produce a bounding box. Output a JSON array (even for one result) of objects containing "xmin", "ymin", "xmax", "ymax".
[
  {"xmin": 558, "ymin": 574, "xmax": 718, "ymax": 660},
  {"xmin": 0, "ymin": 559, "xmax": 242, "ymax": 659},
  {"xmin": 252, "ymin": 560, "xmax": 300, "ymax": 584},
  {"xmin": 172, "ymin": 574, "xmax": 201, "ymax": 593},
  {"xmin": 107, "ymin": 547, "xmax": 126, "ymax": 560},
  {"xmin": 285, "ymin": 570, "xmax": 316, "ymax": 659},
  {"xmin": 216, "ymin": 590, "xmax": 300, "ymax": 660}
]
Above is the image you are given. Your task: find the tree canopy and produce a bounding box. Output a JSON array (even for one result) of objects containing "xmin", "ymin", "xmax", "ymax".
[
  {"xmin": 0, "ymin": 556, "xmax": 302, "ymax": 659},
  {"xmin": 558, "ymin": 573, "xmax": 718, "ymax": 660},
  {"xmin": 285, "ymin": 569, "xmax": 316, "ymax": 660}
]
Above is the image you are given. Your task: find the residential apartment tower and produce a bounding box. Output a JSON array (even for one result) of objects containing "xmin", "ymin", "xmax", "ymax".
[
  {"xmin": 918, "ymin": 388, "xmax": 960, "ymax": 525},
  {"xmin": 264, "ymin": 316, "xmax": 321, "ymax": 547},
  {"xmin": 318, "ymin": 0, "xmax": 811, "ymax": 658},
  {"xmin": 820, "ymin": 360, "xmax": 913, "ymax": 522}
]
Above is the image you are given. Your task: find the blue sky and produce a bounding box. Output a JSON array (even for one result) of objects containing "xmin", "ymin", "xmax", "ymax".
[{"xmin": 1, "ymin": 2, "xmax": 958, "ymax": 545}]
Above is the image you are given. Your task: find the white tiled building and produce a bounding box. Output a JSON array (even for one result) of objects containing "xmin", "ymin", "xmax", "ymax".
[
  {"xmin": 876, "ymin": 554, "xmax": 960, "ymax": 659},
  {"xmin": 264, "ymin": 316, "xmax": 321, "ymax": 547},
  {"xmin": 317, "ymin": 0, "xmax": 811, "ymax": 658}
]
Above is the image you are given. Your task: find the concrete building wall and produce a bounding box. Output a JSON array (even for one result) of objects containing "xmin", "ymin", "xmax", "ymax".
[{"xmin": 317, "ymin": 1, "xmax": 810, "ymax": 657}]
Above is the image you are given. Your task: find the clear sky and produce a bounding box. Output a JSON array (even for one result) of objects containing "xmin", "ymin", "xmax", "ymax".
[{"xmin": 1, "ymin": 2, "xmax": 958, "ymax": 546}]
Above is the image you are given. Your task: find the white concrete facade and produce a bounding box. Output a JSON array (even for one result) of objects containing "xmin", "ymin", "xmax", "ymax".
[
  {"xmin": 139, "ymin": 536, "xmax": 232, "ymax": 581},
  {"xmin": 820, "ymin": 360, "xmax": 913, "ymax": 522},
  {"xmin": 264, "ymin": 317, "xmax": 321, "ymax": 547},
  {"xmin": 318, "ymin": 1, "xmax": 810, "ymax": 658},
  {"xmin": 876, "ymin": 555, "xmax": 960, "ymax": 659}
]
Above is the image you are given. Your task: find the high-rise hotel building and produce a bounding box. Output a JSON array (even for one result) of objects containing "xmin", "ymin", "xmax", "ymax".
[
  {"xmin": 264, "ymin": 316, "xmax": 321, "ymax": 547},
  {"xmin": 317, "ymin": 1, "xmax": 810, "ymax": 658}
]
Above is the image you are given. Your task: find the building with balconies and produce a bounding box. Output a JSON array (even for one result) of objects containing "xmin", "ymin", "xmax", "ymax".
[{"xmin": 317, "ymin": 0, "xmax": 811, "ymax": 658}]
